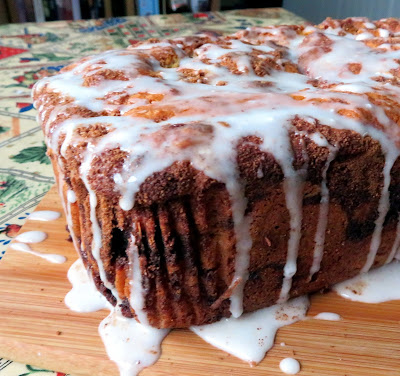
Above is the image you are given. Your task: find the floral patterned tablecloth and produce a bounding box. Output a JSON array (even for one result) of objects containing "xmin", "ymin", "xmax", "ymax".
[{"xmin": 0, "ymin": 8, "xmax": 304, "ymax": 376}]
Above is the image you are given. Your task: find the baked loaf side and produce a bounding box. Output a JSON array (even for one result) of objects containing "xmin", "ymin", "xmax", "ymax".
[{"xmin": 33, "ymin": 17, "xmax": 400, "ymax": 328}]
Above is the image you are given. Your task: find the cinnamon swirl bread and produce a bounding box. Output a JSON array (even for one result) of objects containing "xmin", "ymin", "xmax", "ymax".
[{"xmin": 33, "ymin": 17, "xmax": 400, "ymax": 328}]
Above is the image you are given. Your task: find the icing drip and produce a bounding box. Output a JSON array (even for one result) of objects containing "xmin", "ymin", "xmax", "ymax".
[
  {"xmin": 64, "ymin": 259, "xmax": 169, "ymax": 376},
  {"xmin": 191, "ymin": 296, "xmax": 309, "ymax": 364},
  {"xmin": 99, "ymin": 309, "xmax": 169, "ymax": 376},
  {"xmin": 279, "ymin": 358, "xmax": 301, "ymax": 375},
  {"xmin": 310, "ymin": 135, "xmax": 339, "ymax": 278},
  {"xmin": 361, "ymin": 148, "xmax": 399, "ymax": 273},
  {"xmin": 128, "ymin": 235, "xmax": 149, "ymax": 324},
  {"xmin": 29, "ymin": 210, "xmax": 61, "ymax": 221},
  {"xmin": 221, "ymin": 165, "xmax": 252, "ymax": 318},
  {"xmin": 80, "ymin": 166, "xmax": 121, "ymax": 302},
  {"xmin": 386, "ymin": 214, "xmax": 400, "ymax": 264},
  {"xmin": 15, "ymin": 230, "xmax": 47, "ymax": 243},
  {"xmin": 313, "ymin": 312, "xmax": 342, "ymax": 321},
  {"xmin": 65, "ymin": 259, "xmax": 111, "ymax": 312},
  {"xmin": 334, "ymin": 260, "xmax": 400, "ymax": 303},
  {"xmin": 278, "ymin": 169, "xmax": 305, "ymax": 303},
  {"xmin": 10, "ymin": 242, "xmax": 66, "ymax": 264},
  {"xmin": 67, "ymin": 189, "xmax": 77, "ymax": 203}
]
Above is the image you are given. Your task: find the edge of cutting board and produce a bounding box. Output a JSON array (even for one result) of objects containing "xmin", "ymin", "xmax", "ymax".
[{"xmin": 0, "ymin": 186, "xmax": 399, "ymax": 376}]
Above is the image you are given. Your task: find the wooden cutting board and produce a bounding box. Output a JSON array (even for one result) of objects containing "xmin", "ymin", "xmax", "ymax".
[{"xmin": 0, "ymin": 186, "xmax": 399, "ymax": 376}]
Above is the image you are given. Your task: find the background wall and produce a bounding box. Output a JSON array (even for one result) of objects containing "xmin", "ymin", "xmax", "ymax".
[{"xmin": 284, "ymin": 0, "xmax": 400, "ymax": 23}]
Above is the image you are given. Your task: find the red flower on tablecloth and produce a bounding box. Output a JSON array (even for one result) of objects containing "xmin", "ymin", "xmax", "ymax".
[
  {"xmin": 0, "ymin": 224, "xmax": 21, "ymax": 238},
  {"xmin": 8, "ymin": 66, "xmax": 63, "ymax": 89},
  {"xmin": 193, "ymin": 13, "xmax": 208, "ymax": 18},
  {"xmin": 56, "ymin": 373, "xmax": 66, "ymax": 376}
]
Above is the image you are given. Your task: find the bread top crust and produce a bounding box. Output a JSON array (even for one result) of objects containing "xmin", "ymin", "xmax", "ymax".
[{"xmin": 33, "ymin": 18, "xmax": 400, "ymax": 208}]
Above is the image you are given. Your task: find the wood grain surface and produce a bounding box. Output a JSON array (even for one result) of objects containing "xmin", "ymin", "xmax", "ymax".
[{"xmin": 0, "ymin": 186, "xmax": 399, "ymax": 376}]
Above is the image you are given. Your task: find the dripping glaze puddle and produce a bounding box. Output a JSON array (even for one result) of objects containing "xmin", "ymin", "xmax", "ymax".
[
  {"xmin": 280, "ymin": 358, "xmax": 301, "ymax": 375},
  {"xmin": 65, "ymin": 257, "xmax": 400, "ymax": 375},
  {"xmin": 312, "ymin": 312, "xmax": 342, "ymax": 321},
  {"xmin": 333, "ymin": 261, "xmax": 400, "ymax": 303},
  {"xmin": 15, "ymin": 230, "xmax": 47, "ymax": 243},
  {"xmin": 10, "ymin": 225, "xmax": 66, "ymax": 263},
  {"xmin": 28, "ymin": 210, "xmax": 61, "ymax": 221},
  {"xmin": 10, "ymin": 242, "xmax": 66, "ymax": 264},
  {"xmin": 66, "ymin": 259, "xmax": 309, "ymax": 374},
  {"xmin": 191, "ymin": 296, "xmax": 309, "ymax": 365},
  {"xmin": 66, "ymin": 259, "xmax": 169, "ymax": 376}
]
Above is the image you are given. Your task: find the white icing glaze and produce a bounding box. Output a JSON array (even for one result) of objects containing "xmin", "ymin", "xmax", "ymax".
[
  {"xmin": 65, "ymin": 259, "xmax": 111, "ymax": 312},
  {"xmin": 80, "ymin": 153, "xmax": 122, "ymax": 304},
  {"xmin": 386, "ymin": 213, "xmax": 400, "ymax": 264},
  {"xmin": 29, "ymin": 210, "xmax": 61, "ymax": 221},
  {"xmin": 191, "ymin": 296, "xmax": 309, "ymax": 364},
  {"xmin": 361, "ymin": 148, "xmax": 399, "ymax": 273},
  {"xmin": 10, "ymin": 242, "xmax": 66, "ymax": 264},
  {"xmin": 310, "ymin": 142, "xmax": 338, "ymax": 278},
  {"xmin": 334, "ymin": 261, "xmax": 400, "ymax": 303},
  {"xmin": 67, "ymin": 189, "xmax": 77, "ymax": 203},
  {"xmin": 279, "ymin": 358, "xmax": 301, "ymax": 374},
  {"xmin": 15, "ymin": 230, "xmax": 47, "ymax": 244},
  {"xmin": 99, "ymin": 309, "xmax": 169, "ymax": 376},
  {"xmin": 64, "ymin": 259, "xmax": 169, "ymax": 375},
  {"xmin": 33, "ymin": 19, "xmax": 400, "ymax": 321},
  {"xmin": 128, "ymin": 235, "xmax": 149, "ymax": 324},
  {"xmin": 313, "ymin": 312, "xmax": 342, "ymax": 321},
  {"xmin": 278, "ymin": 166, "xmax": 305, "ymax": 303}
]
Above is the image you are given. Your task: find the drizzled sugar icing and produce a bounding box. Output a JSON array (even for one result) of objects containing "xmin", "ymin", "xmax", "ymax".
[
  {"xmin": 334, "ymin": 260, "xmax": 400, "ymax": 303},
  {"xmin": 65, "ymin": 259, "xmax": 168, "ymax": 375},
  {"xmin": 65, "ymin": 259, "xmax": 111, "ymax": 312},
  {"xmin": 29, "ymin": 210, "xmax": 61, "ymax": 221},
  {"xmin": 313, "ymin": 312, "xmax": 342, "ymax": 321},
  {"xmin": 99, "ymin": 310, "xmax": 169, "ymax": 376},
  {"xmin": 279, "ymin": 358, "xmax": 301, "ymax": 375},
  {"xmin": 191, "ymin": 296, "xmax": 309, "ymax": 364},
  {"xmin": 15, "ymin": 230, "xmax": 47, "ymax": 243},
  {"xmin": 33, "ymin": 18, "xmax": 400, "ymax": 324},
  {"xmin": 10, "ymin": 242, "xmax": 66, "ymax": 264}
]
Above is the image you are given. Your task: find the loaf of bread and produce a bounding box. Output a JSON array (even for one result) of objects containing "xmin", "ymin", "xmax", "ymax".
[{"xmin": 33, "ymin": 17, "xmax": 400, "ymax": 328}]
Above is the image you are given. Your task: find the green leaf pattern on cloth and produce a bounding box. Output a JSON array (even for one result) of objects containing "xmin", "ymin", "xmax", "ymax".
[
  {"xmin": 11, "ymin": 143, "xmax": 50, "ymax": 165},
  {"xmin": 0, "ymin": 8, "xmax": 305, "ymax": 376}
]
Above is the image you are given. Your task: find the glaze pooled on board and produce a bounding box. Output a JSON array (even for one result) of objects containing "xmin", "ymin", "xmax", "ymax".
[
  {"xmin": 10, "ymin": 242, "xmax": 66, "ymax": 264},
  {"xmin": 313, "ymin": 312, "xmax": 342, "ymax": 321},
  {"xmin": 15, "ymin": 231, "xmax": 47, "ymax": 244},
  {"xmin": 29, "ymin": 210, "xmax": 61, "ymax": 221},
  {"xmin": 191, "ymin": 296, "xmax": 309, "ymax": 364},
  {"xmin": 65, "ymin": 259, "xmax": 111, "ymax": 312},
  {"xmin": 65, "ymin": 258, "xmax": 169, "ymax": 376},
  {"xmin": 334, "ymin": 261, "xmax": 400, "ymax": 303},
  {"xmin": 279, "ymin": 358, "xmax": 301, "ymax": 375}
]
